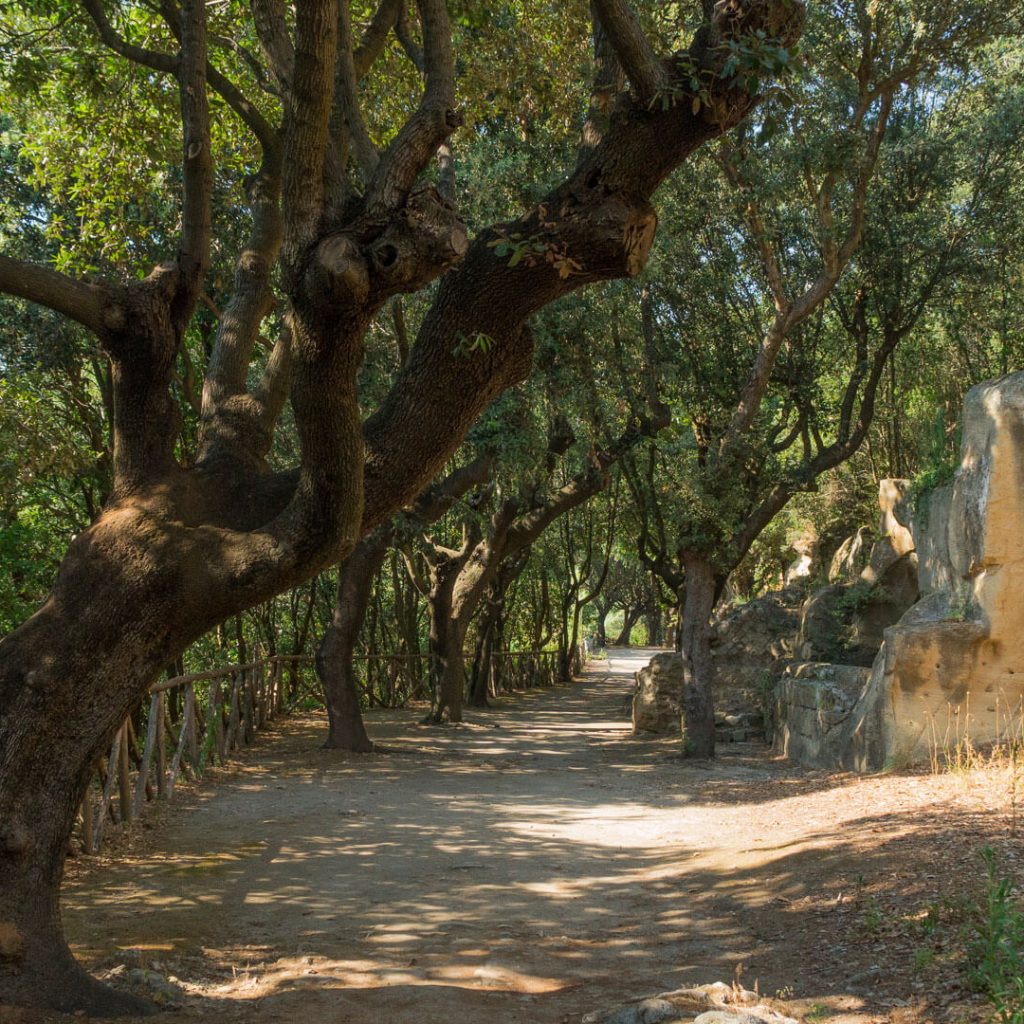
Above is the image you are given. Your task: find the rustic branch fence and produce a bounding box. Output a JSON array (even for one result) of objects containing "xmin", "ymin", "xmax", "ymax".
[
  {"xmin": 75, "ymin": 645, "xmax": 585, "ymax": 856},
  {"xmin": 77, "ymin": 654, "xmax": 318, "ymax": 856}
]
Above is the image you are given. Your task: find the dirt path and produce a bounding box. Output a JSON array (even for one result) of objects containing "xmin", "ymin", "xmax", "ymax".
[{"xmin": 54, "ymin": 649, "xmax": 1012, "ymax": 1023}]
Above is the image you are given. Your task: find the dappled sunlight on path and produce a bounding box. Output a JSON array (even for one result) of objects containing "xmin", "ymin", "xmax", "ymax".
[{"xmin": 58, "ymin": 647, "xmax": 1011, "ymax": 1023}]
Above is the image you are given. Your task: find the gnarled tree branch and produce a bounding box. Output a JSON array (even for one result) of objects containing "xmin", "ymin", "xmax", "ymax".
[
  {"xmin": 0, "ymin": 255, "xmax": 123, "ymax": 336},
  {"xmin": 590, "ymin": 0, "xmax": 667, "ymax": 102}
]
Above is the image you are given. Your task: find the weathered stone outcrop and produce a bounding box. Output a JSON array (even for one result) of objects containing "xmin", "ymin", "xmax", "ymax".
[
  {"xmin": 797, "ymin": 479, "xmax": 920, "ymax": 669},
  {"xmin": 712, "ymin": 586, "xmax": 802, "ymax": 690},
  {"xmin": 632, "ymin": 652, "xmax": 684, "ymax": 734},
  {"xmin": 773, "ymin": 663, "xmax": 871, "ymax": 768},
  {"xmin": 783, "ymin": 530, "xmax": 819, "ymax": 586},
  {"xmin": 796, "ymin": 551, "xmax": 920, "ymax": 666},
  {"xmin": 777, "ymin": 371, "xmax": 1024, "ymax": 770},
  {"xmin": 828, "ymin": 526, "xmax": 873, "ymax": 583},
  {"xmin": 914, "ymin": 483, "xmax": 956, "ymax": 595},
  {"xmin": 878, "ymin": 477, "xmax": 916, "ymax": 559},
  {"xmin": 634, "ymin": 588, "xmax": 802, "ymax": 738}
]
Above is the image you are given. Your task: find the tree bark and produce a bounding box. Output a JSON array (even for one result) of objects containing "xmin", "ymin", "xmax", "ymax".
[
  {"xmin": 427, "ymin": 600, "xmax": 467, "ymax": 724},
  {"xmin": 316, "ymin": 534, "xmax": 389, "ymax": 752},
  {"xmin": 0, "ymin": 569, "xmax": 178, "ymax": 1014},
  {"xmin": 468, "ymin": 617, "xmax": 495, "ymax": 708},
  {"xmin": 678, "ymin": 555, "xmax": 720, "ymax": 759},
  {"xmin": 644, "ymin": 600, "xmax": 663, "ymax": 646}
]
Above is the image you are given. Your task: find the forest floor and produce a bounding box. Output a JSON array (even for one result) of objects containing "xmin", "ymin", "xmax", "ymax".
[{"xmin": 20, "ymin": 648, "xmax": 1024, "ymax": 1023}]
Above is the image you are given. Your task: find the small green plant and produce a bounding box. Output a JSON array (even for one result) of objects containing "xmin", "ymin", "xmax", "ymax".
[
  {"xmin": 947, "ymin": 583, "xmax": 975, "ymax": 622},
  {"xmin": 451, "ymin": 331, "xmax": 496, "ymax": 358},
  {"xmin": 914, "ymin": 947, "xmax": 936, "ymax": 972},
  {"xmin": 966, "ymin": 847, "xmax": 1024, "ymax": 1024},
  {"xmin": 864, "ymin": 896, "xmax": 884, "ymax": 935},
  {"xmin": 909, "ymin": 407, "xmax": 961, "ymax": 530},
  {"xmin": 806, "ymin": 1003, "xmax": 832, "ymax": 1023},
  {"xmin": 832, "ymin": 580, "xmax": 876, "ymax": 616}
]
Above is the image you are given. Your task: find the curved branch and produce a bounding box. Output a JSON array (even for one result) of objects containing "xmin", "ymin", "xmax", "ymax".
[
  {"xmin": 0, "ymin": 254, "xmax": 123, "ymax": 336},
  {"xmin": 353, "ymin": 0, "xmax": 403, "ymax": 78},
  {"xmin": 176, "ymin": 0, "xmax": 213, "ymax": 309},
  {"xmin": 590, "ymin": 0, "xmax": 667, "ymax": 101},
  {"xmin": 581, "ymin": 0, "xmax": 626, "ymax": 154},
  {"xmin": 331, "ymin": 1, "xmax": 381, "ymax": 191},
  {"xmin": 159, "ymin": 1, "xmax": 280, "ymax": 164},
  {"xmin": 80, "ymin": 0, "xmax": 177, "ymax": 73},
  {"xmin": 395, "ymin": 1, "xmax": 425, "ymax": 71},
  {"xmin": 281, "ymin": 0, "xmax": 338, "ymax": 267},
  {"xmin": 362, "ymin": 3, "xmax": 805, "ymax": 530},
  {"xmin": 364, "ymin": 0, "xmax": 459, "ymax": 213},
  {"xmin": 251, "ymin": 0, "xmax": 294, "ymax": 90}
]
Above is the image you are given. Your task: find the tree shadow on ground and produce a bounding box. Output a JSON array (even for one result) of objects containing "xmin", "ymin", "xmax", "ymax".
[{"xmin": 56, "ymin": 653, "xmax": 1011, "ymax": 1024}]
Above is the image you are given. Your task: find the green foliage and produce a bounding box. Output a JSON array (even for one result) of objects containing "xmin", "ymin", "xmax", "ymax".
[
  {"xmin": 831, "ymin": 581, "xmax": 877, "ymax": 617},
  {"xmin": 452, "ymin": 331, "xmax": 497, "ymax": 358},
  {"xmin": 967, "ymin": 848, "xmax": 1024, "ymax": 1023},
  {"xmin": 908, "ymin": 408, "xmax": 961, "ymax": 514}
]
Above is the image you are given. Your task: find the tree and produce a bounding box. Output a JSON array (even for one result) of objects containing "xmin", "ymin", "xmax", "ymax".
[
  {"xmin": 0, "ymin": 0, "xmax": 806, "ymax": 1011},
  {"xmin": 624, "ymin": 0, "xmax": 1016, "ymax": 756},
  {"xmin": 317, "ymin": 453, "xmax": 492, "ymax": 750}
]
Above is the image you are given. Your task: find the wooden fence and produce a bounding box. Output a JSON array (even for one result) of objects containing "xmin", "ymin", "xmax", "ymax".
[
  {"xmin": 76, "ymin": 654, "xmax": 318, "ymax": 856},
  {"xmin": 74, "ymin": 645, "xmax": 584, "ymax": 856}
]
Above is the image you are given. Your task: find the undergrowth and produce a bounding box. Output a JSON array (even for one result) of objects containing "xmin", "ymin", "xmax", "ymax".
[{"xmin": 967, "ymin": 847, "xmax": 1024, "ymax": 1024}]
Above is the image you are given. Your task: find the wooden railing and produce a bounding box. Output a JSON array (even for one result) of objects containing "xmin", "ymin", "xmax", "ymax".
[
  {"xmin": 73, "ymin": 645, "xmax": 586, "ymax": 856},
  {"xmin": 76, "ymin": 654, "xmax": 318, "ymax": 856}
]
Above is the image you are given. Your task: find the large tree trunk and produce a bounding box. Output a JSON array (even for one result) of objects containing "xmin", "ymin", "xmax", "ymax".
[
  {"xmin": 678, "ymin": 555, "xmax": 719, "ymax": 759},
  {"xmin": 0, "ymin": 537, "xmax": 189, "ymax": 1013},
  {"xmin": 428, "ymin": 615, "xmax": 467, "ymax": 723},
  {"xmin": 425, "ymin": 557, "xmax": 468, "ymax": 723},
  {"xmin": 468, "ymin": 618, "xmax": 495, "ymax": 708},
  {"xmin": 316, "ymin": 535, "xmax": 389, "ymax": 752}
]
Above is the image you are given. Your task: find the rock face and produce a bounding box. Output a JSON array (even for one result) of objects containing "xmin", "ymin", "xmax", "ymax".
[
  {"xmin": 796, "ymin": 551, "xmax": 920, "ymax": 666},
  {"xmin": 633, "ymin": 589, "xmax": 802, "ymax": 740},
  {"xmin": 828, "ymin": 526, "xmax": 873, "ymax": 582},
  {"xmin": 777, "ymin": 372, "xmax": 1024, "ymax": 769},
  {"xmin": 915, "ymin": 483, "xmax": 956, "ymax": 594},
  {"xmin": 783, "ymin": 530, "xmax": 819, "ymax": 586},
  {"xmin": 773, "ymin": 663, "xmax": 871, "ymax": 768},
  {"xmin": 712, "ymin": 587, "xmax": 802, "ymax": 691},
  {"xmin": 878, "ymin": 477, "xmax": 916, "ymax": 558},
  {"xmin": 798, "ymin": 480, "xmax": 920, "ymax": 669},
  {"xmin": 632, "ymin": 653, "xmax": 684, "ymax": 734}
]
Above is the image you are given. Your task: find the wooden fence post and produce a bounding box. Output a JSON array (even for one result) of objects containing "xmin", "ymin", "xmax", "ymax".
[
  {"xmin": 118, "ymin": 722, "xmax": 132, "ymax": 824},
  {"xmin": 132, "ymin": 693, "xmax": 160, "ymax": 818},
  {"xmin": 167, "ymin": 686, "xmax": 195, "ymax": 800},
  {"xmin": 156, "ymin": 693, "xmax": 167, "ymax": 798},
  {"xmin": 80, "ymin": 787, "xmax": 94, "ymax": 856},
  {"xmin": 91, "ymin": 730, "xmax": 122, "ymax": 852},
  {"xmin": 186, "ymin": 683, "xmax": 199, "ymax": 769},
  {"xmin": 213, "ymin": 678, "xmax": 225, "ymax": 762},
  {"xmin": 227, "ymin": 673, "xmax": 241, "ymax": 751}
]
